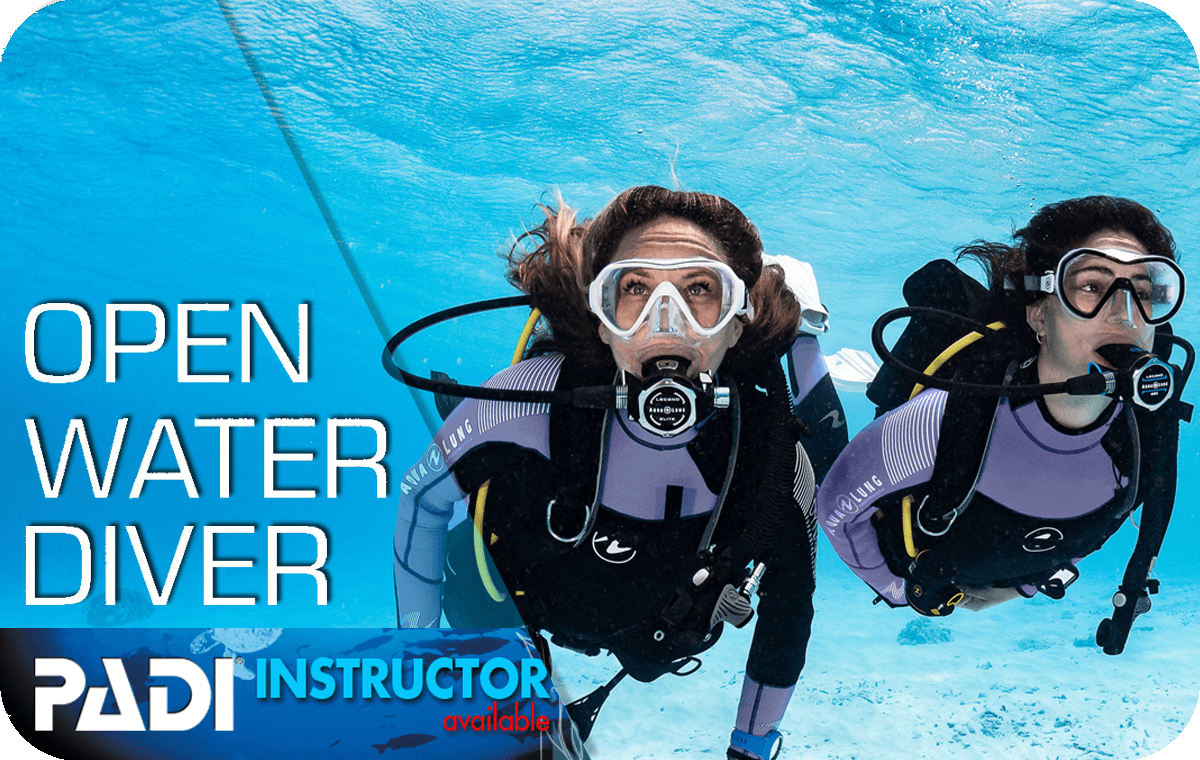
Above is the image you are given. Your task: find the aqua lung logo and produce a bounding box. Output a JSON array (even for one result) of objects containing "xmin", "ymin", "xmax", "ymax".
[
  {"xmin": 400, "ymin": 443, "xmax": 448, "ymax": 495},
  {"xmin": 644, "ymin": 387, "xmax": 691, "ymax": 433},
  {"xmin": 825, "ymin": 475, "xmax": 884, "ymax": 527},
  {"xmin": 439, "ymin": 418, "xmax": 474, "ymax": 455},
  {"xmin": 820, "ymin": 410, "xmax": 845, "ymax": 429},
  {"xmin": 425, "ymin": 443, "xmax": 445, "ymax": 472},
  {"xmin": 34, "ymin": 657, "xmax": 234, "ymax": 731},
  {"xmin": 850, "ymin": 476, "xmax": 884, "ymax": 502},
  {"xmin": 1023, "ymin": 527, "xmax": 1063, "ymax": 553},
  {"xmin": 1135, "ymin": 363, "xmax": 1171, "ymax": 409},
  {"xmin": 592, "ymin": 533, "xmax": 636, "ymax": 564}
]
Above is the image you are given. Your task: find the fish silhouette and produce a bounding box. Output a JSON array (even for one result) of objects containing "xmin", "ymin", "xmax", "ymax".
[
  {"xmin": 341, "ymin": 634, "xmax": 394, "ymax": 655},
  {"xmin": 369, "ymin": 733, "xmax": 436, "ymax": 753},
  {"xmin": 432, "ymin": 636, "xmax": 511, "ymax": 657}
]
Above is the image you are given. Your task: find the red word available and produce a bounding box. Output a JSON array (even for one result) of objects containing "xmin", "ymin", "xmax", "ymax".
[{"xmin": 444, "ymin": 700, "xmax": 551, "ymax": 733}]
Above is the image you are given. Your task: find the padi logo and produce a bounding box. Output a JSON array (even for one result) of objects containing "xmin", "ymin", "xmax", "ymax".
[
  {"xmin": 592, "ymin": 533, "xmax": 637, "ymax": 564},
  {"xmin": 1023, "ymin": 527, "xmax": 1063, "ymax": 553},
  {"xmin": 35, "ymin": 657, "xmax": 234, "ymax": 732}
]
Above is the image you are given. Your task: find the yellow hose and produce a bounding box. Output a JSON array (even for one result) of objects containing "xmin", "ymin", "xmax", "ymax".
[
  {"xmin": 899, "ymin": 321, "xmax": 1006, "ymax": 564},
  {"xmin": 472, "ymin": 481, "xmax": 505, "ymax": 602},
  {"xmin": 512, "ymin": 308, "xmax": 542, "ymax": 364},
  {"xmin": 908, "ymin": 321, "xmax": 1005, "ymax": 399},
  {"xmin": 473, "ymin": 307, "xmax": 543, "ymax": 603},
  {"xmin": 901, "ymin": 495, "xmax": 918, "ymax": 559}
]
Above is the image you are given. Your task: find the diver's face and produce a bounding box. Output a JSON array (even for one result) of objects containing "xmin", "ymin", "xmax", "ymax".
[
  {"xmin": 598, "ymin": 217, "xmax": 745, "ymax": 378},
  {"xmin": 1027, "ymin": 229, "xmax": 1156, "ymax": 381}
]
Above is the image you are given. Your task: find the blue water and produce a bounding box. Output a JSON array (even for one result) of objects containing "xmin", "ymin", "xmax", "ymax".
[{"xmin": 2, "ymin": 0, "xmax": 1199, "ymax": 757}]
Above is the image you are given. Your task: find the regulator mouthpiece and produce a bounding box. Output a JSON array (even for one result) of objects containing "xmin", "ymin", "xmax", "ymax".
[{"xmin": 1089, "ymin": 344, "xmax": 1173, "ymax": 412}]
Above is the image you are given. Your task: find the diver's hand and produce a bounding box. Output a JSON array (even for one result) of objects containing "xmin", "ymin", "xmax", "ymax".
[{"xmin": 956, "ymin": 585, "xmax": 1022, "ymax": 611}]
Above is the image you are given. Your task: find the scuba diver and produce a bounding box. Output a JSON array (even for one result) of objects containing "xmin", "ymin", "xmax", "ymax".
[
  {"xmin": 390, "ymin": 186, "xmax": 848, "ymax": 759},
  {"xmin": 816, "ymin": 196, "xmax": 1191, "ymax": 655}
]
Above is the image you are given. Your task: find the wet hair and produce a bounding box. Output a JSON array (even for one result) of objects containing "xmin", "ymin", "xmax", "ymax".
[
  {"xmin": 505, "ymin": 197, "xmax": 608, "ymax": 368},
  {"xmin": 507, "ymin": 186, "xmax": 802, "ymax": 373},
  {"xmin": 582, "ymin": 186, "xmax": 763, "ymax": 289},
  {"xmin": 958, "ymin": 195, "xmax": 1178, "ymax": 298}
]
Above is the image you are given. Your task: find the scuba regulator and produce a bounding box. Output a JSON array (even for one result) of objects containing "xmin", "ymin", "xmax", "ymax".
[
  {"xmin": 1089, "ymin": 343, "xmax": 1174, "ymax": 412},
  {"xmin": 381, "ymin": 296, "xmax": 731, "ymax": 439},
  {"xmin": 618, "ymin": 356, "xmax": 731, "ymax": 437},
  {"xmin": 871, "ymin": 306, "xmax": 1192, "ymax": 411}
]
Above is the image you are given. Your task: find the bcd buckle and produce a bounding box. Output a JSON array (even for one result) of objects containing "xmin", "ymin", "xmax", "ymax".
[{"xmin": 1035, "ymin": 563, "xmax": 1080, "ymax": 600}]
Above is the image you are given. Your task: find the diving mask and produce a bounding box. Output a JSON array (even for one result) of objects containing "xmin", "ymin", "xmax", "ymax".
[
  {"xmin": 1023, "ymin": 248, "xmax": 1184, "ymax": 325},
  {"xmin": 588, "ymin": 257, "xmax": 754, "ymax": 341}
]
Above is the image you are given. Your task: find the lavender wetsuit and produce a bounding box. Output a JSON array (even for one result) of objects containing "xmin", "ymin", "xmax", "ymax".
[
  {"xmin": 394, "ymin": 335, "xmax": 845, "ymax": 743},
  {"xmin": 817, "ymin": 387, "xmax": 1128, "ymax": 605}
]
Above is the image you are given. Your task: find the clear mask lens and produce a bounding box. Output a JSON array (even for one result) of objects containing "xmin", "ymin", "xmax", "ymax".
[
  {"xmin": 1057, "ymin": 248, "xmax": 1184, "ymax": 325},
  {"xmin": 589, "ymin": 257, "xmax": 751, "ymax": 340}
]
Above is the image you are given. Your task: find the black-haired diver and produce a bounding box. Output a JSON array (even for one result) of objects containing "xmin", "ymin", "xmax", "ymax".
[
  {"xmin": 817, "ymin": 196, "xmax": 1190, "ymax": 654},
  {"xmin": 392, "ymin": 186, "xmax": 850, "ymax": 759}
]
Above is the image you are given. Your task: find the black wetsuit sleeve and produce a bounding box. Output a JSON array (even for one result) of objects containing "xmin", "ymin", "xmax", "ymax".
[
  {"xmin": 787, "ymin": 334, "xmax": 849, "ymax": 484},
  {"xmin": 795, "ymin": 373, "xmax": 849, "ymax": 484},
  {"xmin": 745, "ymin": 443, "xmax": 817, "ymax": 687}
]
